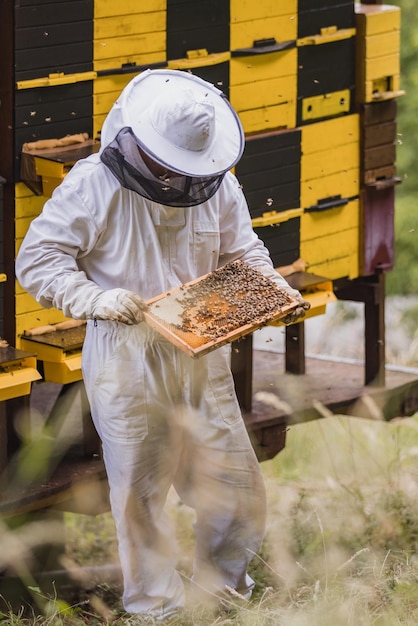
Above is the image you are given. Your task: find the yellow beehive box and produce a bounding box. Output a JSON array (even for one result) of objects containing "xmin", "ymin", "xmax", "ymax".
[
  {"xmin": 93, "ymin": 3, "xmax": 166, "ymax": 72},
  {"xmin": 15, "ymin": 293, "xmax": 67, "ymax": 343},
  {"xmin": 230, "ymin": 0, "xmax": 297, "ymax": 24},
  {"xmin": 93, "ymin": 72, "xmax": 139, "ymax": 139},
  {"xmin": 230, "ymin": 0, "xmax": 297, "ymax": 49},
  {"xmin": 20, "ymin": 141, "xmax": 100, "ymax": 198},
  {"xmin": 16, "ymin": 310, "xmax": 67, "ymax": 343},
  {"xmin": 301, "ymin": 113, "xmax": 359, "ymax": 153},
  {"xmin": 355, "ymin": 4, "xmax": 403, "ymax": 102},
  {"xmin": 231, "ymin": 15, "xmax": 297, "ymax": 51},
  {"xmin": 20, "ymin": 324, "xmax": 85, "ymax": 384},
  {"xmin": 230, "ymin": 48, "xmax": 297, "ymax": 133},
  {"xmin": 93, "ymin": 35, "xmax": 166, "ymax": 72},
  {"xmin": 355, "ymin": 3, "xmax": 400, "ymax": 37},
  {"xmin": 301, "ymin": 114, "xmax": 360, "ymax": 209},
  {"xmin": 0, "ymin": 349, "xmax": 41, "ymax": 402},
  {"xmin": 300, "ymin": 199, "xmax": 360, "ymax": 279}
]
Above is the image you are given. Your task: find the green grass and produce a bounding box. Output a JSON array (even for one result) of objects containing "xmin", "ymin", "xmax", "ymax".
[{"xmin": 3, "ymin": 410, "xmax": 418, "ymax": 625}]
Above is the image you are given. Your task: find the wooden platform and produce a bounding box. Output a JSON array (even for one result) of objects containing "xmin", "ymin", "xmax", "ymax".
[
  {"xmin": 0, "ymin": 457, "xmax": 109, "ymax": 518},
  {"xmin": 240, "ymin": 347, "xmax": 418, "ymax": 460},
  {"xmin": 0, "ymin": 350, "xmax": 417, "ymax": 516}
]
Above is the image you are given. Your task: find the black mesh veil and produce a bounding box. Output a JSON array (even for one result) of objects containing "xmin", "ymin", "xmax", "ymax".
[{"xmin": 100, "ymin": 128, "xmax": 225, "ymax": 207}]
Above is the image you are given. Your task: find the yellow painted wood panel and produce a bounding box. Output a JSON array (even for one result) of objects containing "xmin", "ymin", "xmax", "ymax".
[
  {"xmin": 301, "ymin": 115, "xmax": 360, "ymax": 154},
  {"xmin": 15, "ymin": 182, "xmax": 38, "ymax": 198},
  {"xmin": 0, "ymin": 362, "xmax": 42, "ymax": 401},
  {"xmin": 363, "ymin": 53, "xmax": 400, "ymax": 81},
  {"xmin": 363, "ymin": 31, "xmax": 400, "ymax": 59},
  {"xmin": 230, "ymin": 75, "xmax": 296, "ymax": 111},
  {"xmin": 15, "ymin": 216, "xmax": 37, "ymax": 240},
  {"xmin": 302, "ymin": 143, "xmax": 360, "ymax": 181},
  {"xmin": 94, "ymin": 33, "xmax": 165, "ymax": 62},
  {"xmin": 15, "ymin": 194, "xmax": 46, "ymax": 218},
  {"xmin": 43, "ymin": 360, "xmax": 83, "ymax": 385},
  {"xmin": 94, "ymin": 73, "xmax": 139, "ymax": 95},
  {"xmin": 301, "ymin": 200, "xmax": 360, "ymax": 241},
  {"xmin": 94, "ymin": 50, "xmax": 165, "ymax": 72},
  {"xmin": 167, "ymin": 52, "xmax": 230, "ymax": 70},
  {"xmin": 301, "ymin": 90, "xmax": 351, "ymax": 122},
  {"xmin": 15, "ymin": 237, "xmax": 26, "ymax": 257},
  {"xmin": 94, "ymin": 0, "xmax": 165, "ymax": 19},
  {"xmin": 34, "ymin": 157, "xmax": 66, "ymax": 178},
  {"xmin": 19, "ymin": 339, "xmax": 72, "ymax": 364},
  {"xmin": 230, "ymin": 0, "xmax": 297, "ymax": 22},
  {"xmin": 300, "ymin": 228, "xmax": 359, "ymax": 279},
  {"xmin": 356, "ymin": 5, "xmax": 400, "ymax": 37},
  {"xmin": 230, "ymin": 49, "xmax": 296, "ymax": 85},
  {"xmin": 301, "ymin": 169, "xmax": 360, "ymax": 208},
  {"xmin": 236, "ymin": 102, "xmax": 296, "ymax": 133},
  {"xmin": 93, "ymin": 114, "xmax": 107, "ymax": 140},
  {"xmin": 15, "ymin": 281, "xmax": 28, "ymax": 296},
  {"xmin": 16, "ymin": 291, "xmax": 43, "ymax": 315},
  {"xmin": 230, "ymin": 15, "xmax": 297, "ymax": 50},
  {"xmin": 93, "ymin": 72, "xmax": 143, "ymax": 134},
  {"xmin": 93, "ymin": 90, "xmax": 121, "ymax": 117},
  {"xmin": 94, "ymin": 12, "xmax": 165, "ymax": 39},
  {"xmin": 16, "ymin": 309, "xmax": 66, "ymax": 341}
]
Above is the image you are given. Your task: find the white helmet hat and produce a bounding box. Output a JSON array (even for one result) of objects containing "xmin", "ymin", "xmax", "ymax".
[{"xmin": 117, "ymin": 69, "xmax": 244, "ymax": 177}]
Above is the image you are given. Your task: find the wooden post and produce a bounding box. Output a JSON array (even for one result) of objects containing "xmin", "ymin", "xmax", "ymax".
[
  {"xmin": 364, "ymin": 270, "xmax": 386, "ymax": 386},
  {"xmin": 334, "ymin": 272, "xmax": 386, "ymax": 386},
  {"xmin": 231, "ymin": 334, "xmax": 253, "ymax": 411},
  {"xmin": 285, "ymin": 322, "xmax": 306, "ymax": 375}
]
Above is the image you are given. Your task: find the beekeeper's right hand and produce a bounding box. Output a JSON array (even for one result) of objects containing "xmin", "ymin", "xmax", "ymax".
[{"xmin": 88, "ymin": 288, "xmax": 148, "ymax": 324}]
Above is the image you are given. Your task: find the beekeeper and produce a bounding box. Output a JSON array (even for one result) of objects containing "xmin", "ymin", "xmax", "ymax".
[{"xmin": 16, "ymin": 69, "xmax": 310, "ymax": 620}]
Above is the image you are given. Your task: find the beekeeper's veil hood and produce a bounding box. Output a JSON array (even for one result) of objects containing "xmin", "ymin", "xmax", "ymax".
[{"xmin": 100, "ymin": 69, "xmax": 245, "ymax": 207}]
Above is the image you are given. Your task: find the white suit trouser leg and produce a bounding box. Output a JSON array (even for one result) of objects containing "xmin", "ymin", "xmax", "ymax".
[{"xmin": 82, "ymin": 321, "xmax": 266, "ymax": 617}]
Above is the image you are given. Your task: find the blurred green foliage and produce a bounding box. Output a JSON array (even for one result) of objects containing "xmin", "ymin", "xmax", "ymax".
[
  {"xmin": 386, "ymin": 0, "xmax": 418, "ymax": 294},
  {"xmin": 386, "ymin": 195, "xmax": 418, "ymax": 294},
  {"xmin": 391, "ymin": 0, "xmax": 418, "ymax": 193}
]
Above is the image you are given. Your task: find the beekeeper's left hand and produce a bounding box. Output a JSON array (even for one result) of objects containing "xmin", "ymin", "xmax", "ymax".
[{"xmin": 281, "ymin": 296, "xmax": 311, "ymax": 325}]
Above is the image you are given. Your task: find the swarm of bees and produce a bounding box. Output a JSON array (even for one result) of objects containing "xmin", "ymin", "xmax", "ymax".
[{"xmin": 175, "ymin": 260, "xmax": 293, "ymax": 340}]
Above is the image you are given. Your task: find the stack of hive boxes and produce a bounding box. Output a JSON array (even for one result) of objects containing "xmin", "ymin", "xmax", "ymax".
[
  {"xmin": 13, "ymin": 1, "xmax": 168, "ymax": 369},
  {"xmin": 296, "ymin": 1, "xmax": 359, "ymax": 281},
  {"xmin": 229, "ymin": 1, "xmax": 297, "ymax": 132},
  {"xmin": 12, "ymin": 0, "xmax": 403, "ymax": 351},
  {"xmin": 93, "ymin": 0, "xmax": 167, "ymax": 140},
  {"xmin": 14, "ymin": 0, "xmax": 95, "ymax": 175},
  {"xmin": 355, "ymin": 3, "xmax": 402, "ymax": 276},
  {"xmin": 233, "ymin": 0, "xmax": 360, "ymax": 282},
  {"xmin": 14, "ymin": 0, "xmax": 96, "ymax": 367}
]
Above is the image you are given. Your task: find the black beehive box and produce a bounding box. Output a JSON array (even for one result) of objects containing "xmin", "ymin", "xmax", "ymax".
[
  {"xmin": 166, "ymin": 0, "xmax": 229, "ymax": 60},
  {"xmin": 298, "ymin": 0, "xmax": 355, "ymax": 39},
  {"xmin": 236, "ymin": 129, "xmax": 301, "ymax": 218}
]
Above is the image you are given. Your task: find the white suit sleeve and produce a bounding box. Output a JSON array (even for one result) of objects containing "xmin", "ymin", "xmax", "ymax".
[
  {"xmin": 15, "ymin": 181, "xmax": 105, "ymax": 319},
  {"xmin": 218, "ymin": 174, "xmax": 302, "ymax": 300}
]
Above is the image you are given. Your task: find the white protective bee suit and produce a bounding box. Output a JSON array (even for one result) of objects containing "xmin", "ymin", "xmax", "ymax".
[{"xmin": 16, "ymin": 70, "xmax": 306, "ymax": 619}]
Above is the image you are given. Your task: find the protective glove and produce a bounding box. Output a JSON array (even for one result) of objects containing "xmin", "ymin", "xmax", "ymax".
[
  {"xmin": 89, "ymin": 288, "xmax": 148, "ymax": 324},
  {"xmin": 281, "ymin": 296, "xmax": 311, "ymax": 326}
]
